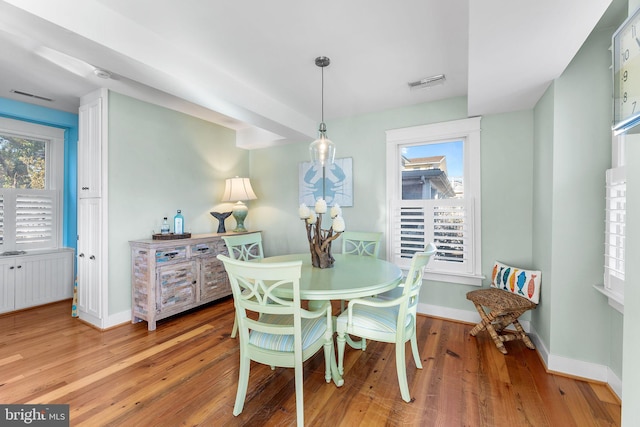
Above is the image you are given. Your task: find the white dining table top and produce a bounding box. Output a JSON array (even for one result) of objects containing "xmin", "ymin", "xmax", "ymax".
[{"xmin": 259, "ymin": 253, "xmax": 403, "ymax": 300}]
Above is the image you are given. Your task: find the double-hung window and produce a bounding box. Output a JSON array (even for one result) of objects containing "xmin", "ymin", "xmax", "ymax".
[
  {"xmin": 0, "ymin": 117, "xmax": 64, "ymax": 252},
  {"xmin": 386, "ymin": 117, "xmax": 482, "ymax": 285}
]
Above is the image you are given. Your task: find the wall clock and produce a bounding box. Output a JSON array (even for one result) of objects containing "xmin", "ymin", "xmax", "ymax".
[{"xmin": 613, "ymin": 6, "xmax": 640, "ymax": 134}]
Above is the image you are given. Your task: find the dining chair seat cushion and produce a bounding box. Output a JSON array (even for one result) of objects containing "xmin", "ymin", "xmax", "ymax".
[
  {"xmin": 336, "ymin": 303, "xmax": 410, "ymax": 334},
  {"xmin": 249, "ymin": 314, "xmax": 328, "ymax": 352}
]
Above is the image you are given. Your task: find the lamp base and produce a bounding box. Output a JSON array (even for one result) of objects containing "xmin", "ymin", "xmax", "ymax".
[{"xmin": 232, "ymin": 201, "xmax": 249, "ymax": 233}]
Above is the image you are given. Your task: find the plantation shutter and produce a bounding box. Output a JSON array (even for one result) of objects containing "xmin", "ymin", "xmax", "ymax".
[
  {"xmin": 0, "ymin": 189, "xmax": 58, "ymax": 251},
  {"xmin": 16, "ymin": 191, "xmax": 56, "ymax": 249},
  {"xmin": 390, "ymin": 198, "xmax": 474, "ymax": 274},
  {"xmin": 604, "ymin": 167, "xmax": 625, "ymax": 297}
]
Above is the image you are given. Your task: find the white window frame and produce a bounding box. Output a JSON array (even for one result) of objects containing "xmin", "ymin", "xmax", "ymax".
[
  {"xmin": 386, "ymin": 117, "xmax": 482, "ymax": 286},
  {"xmin": 0, "ymin": 117, "xmax": 64, "ymax": 252}
]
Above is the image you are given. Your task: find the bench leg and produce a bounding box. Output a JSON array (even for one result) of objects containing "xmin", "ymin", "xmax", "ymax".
[
  {"xmin": 469, "ymin": 304, "xmax": 536, "ymax": 354},
  {"xmin": 512, "ymin": 318, "xmax": 535, "ymax": 350},
  {"xmin": 469, "ymin": 303, "xmax": 508, "ymax": 354}
]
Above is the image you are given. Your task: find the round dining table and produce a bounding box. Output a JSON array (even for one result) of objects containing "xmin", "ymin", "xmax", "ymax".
[
  {"xmin": 259, "ymin": 253, "xmax": 403, "ymax": 387},
  {"xmin": 259, "ymin": 253, "xmax": 403, "ymax": 300}
]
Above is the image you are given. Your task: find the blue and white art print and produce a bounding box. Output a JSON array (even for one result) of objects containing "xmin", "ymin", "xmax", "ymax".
[{"xmin": 299, "ymin": 157, "xmax": 353, "ymax": 207}]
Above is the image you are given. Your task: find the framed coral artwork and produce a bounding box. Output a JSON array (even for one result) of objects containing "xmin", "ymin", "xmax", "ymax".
[{"xmin": 299, "ymin": 157, "xmax": 353, "ymax": 207}]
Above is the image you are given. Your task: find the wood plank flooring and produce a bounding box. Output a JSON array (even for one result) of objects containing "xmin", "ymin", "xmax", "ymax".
[{"xmin": 0, "ymin": 298, "xmax": 620, "ymax": 426}]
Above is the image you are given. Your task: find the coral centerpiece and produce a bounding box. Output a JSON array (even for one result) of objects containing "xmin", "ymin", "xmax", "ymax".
[{"xmin": 299, "ymin": 199, "xmax": 345, "ymax": 268}]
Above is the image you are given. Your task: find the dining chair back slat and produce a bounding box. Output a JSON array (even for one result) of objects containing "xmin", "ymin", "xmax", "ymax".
[
  {"xmin": 341, "ymin": 231, "xmax": 382, "ymax": 257},
  {"xmin": 223, "ymin": 232, "xmax": 264, "ymax": 261}
]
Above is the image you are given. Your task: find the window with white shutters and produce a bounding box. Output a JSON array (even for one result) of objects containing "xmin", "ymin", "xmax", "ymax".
[
  {"xmin": 604, "ymin": 167, "xmax": 625, "ymax": 299},
  {"xmin": 386, "ymin": 117, "xmax": 482, "ymax": 286},
  {"xmin": 0, "ymin": 118, "xmax": 64, "ymax": 252}
]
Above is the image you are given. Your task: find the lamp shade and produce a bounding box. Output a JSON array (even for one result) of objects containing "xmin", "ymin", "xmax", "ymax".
[{"xmin": 221, "ymin": 177, "xmax": 257, "ymax": 202}]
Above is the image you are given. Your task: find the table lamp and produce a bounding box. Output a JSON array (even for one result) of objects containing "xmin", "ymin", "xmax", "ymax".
[{"xmin": 221, "ymin": 176, "xmax": 257, "ymax": 232}]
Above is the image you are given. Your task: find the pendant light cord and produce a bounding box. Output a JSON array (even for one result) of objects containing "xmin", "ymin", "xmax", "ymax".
[{"xmin": 321, "ymin": 65, "xmax": 325, "ymax": 124}]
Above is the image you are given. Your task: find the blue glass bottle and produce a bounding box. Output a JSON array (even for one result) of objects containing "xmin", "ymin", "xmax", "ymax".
[{"xmin": 174, "ymin": 210, "xmax": 184, "ymax": 235}]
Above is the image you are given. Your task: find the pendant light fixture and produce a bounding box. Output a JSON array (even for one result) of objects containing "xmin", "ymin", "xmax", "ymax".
[{"xmin": 309, "ymin": 56, "xmax": 336, "ymax": 167}]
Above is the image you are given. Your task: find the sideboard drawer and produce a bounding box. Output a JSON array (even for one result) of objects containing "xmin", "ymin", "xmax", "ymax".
[
  {"xmin": 155, "ymin": 246, "xmax": 187, "ymax": 264},
  {"xmin": 191, "ymin": 241, "xmax": 215, "ymax": 257}
]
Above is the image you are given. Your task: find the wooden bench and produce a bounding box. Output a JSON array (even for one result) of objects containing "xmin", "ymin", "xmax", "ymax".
[{"xmin": 466, "ymin": 262, "xmax": 541, "ymax": 354}]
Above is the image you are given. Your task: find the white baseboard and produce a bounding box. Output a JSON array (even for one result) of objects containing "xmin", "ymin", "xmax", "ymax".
[
  {"xmin": 607, "ymin": 368, "xmax": 623, "ymax": 399},
  {"xmin": 528, "ymin": 324, "xmax": 622, "ymax": 399},
  {"xmin": 79, "ymin": 309, "xmax": 131, "ymax": 330},
  {"xmin": 418, "ymin": 303, "xmax": 621, "ymax": 399},
  {"xmin": 106, "ymin": 310, "xmax": 132, "ymax": 329},
  {"xmin": 419, "ymin": 303, "xmax": 531, "ymax": 332}
]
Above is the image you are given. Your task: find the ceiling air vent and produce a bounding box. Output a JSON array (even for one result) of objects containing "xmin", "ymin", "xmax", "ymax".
[
  {"xmin": 408, "ymin": 74, "xmax": 446, "ymax": 90},
  {"xmin": 10, "ymin": 89, "xmax": 54, "ymax": 102}
]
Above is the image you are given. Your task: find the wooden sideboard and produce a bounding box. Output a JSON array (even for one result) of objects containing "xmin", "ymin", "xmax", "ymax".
[{"xmin": 129, "ymin": 233, "xmax": 235, "ymax": 330}]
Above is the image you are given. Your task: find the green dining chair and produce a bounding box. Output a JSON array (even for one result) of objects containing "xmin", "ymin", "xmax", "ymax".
[
  {"xmin": 335, "ymin": 243, "xmax": 436, "ymax": 402},
  {"xmin": 223, "ymin": 232, "xmax": 264, "ymax": 261},
  {"xmin": 340, "ymin": 231, "xmax": 383, "ymax": 314},
  {"xmin": 222, "ymin": 232, "xmax": 264, "ymax": 338},
  {"xmin": 341, "ymin": 230, "xmax": 382, "ymax": 257},
  {"xmin": 217, "ymin": 254, "xmax": 333, "ymax": 426}
]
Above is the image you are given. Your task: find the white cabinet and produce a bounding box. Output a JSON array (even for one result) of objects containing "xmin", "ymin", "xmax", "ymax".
[
  {"xmin": 0, "ymin": 258, "xmax": 16, "ymax": 313},
  {"xmin": 77, "ymin": 198, "xmax": 103, "ymax": 322},
  {"xmin": 0, "ymin": 249, "xmax": 74, "ymax": 314},
  {"xmin": 78, "ymin": 97, "xmax": 103, "ymax": 199},
  {"xmin": 77, "ymin": 88, "xmax": 109, "ymax": 328}
]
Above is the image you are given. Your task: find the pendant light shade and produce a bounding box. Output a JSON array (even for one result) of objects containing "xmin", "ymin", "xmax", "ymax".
[
  {"xmin": 309, "ymin": 123, "xmax": 335, "ymax": 167},
  {"xmin": 310, "ymin": 56, "xmax": 336, "ymax": 166}
]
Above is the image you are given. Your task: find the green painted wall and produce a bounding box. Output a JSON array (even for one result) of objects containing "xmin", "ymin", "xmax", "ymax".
[
  {"xmin": 107, "ymin": 92, "xmax": 246, "ymax": 314},
  {"xmin": 532, "ymin": 84, "xmax": 555, "ymax": 352},
  {"xmin": 550, "ymin": 24, "xmax": 614, "ymax": 362},
  {"xmin": 532, "ymin": 18, "xmax": 624, "ymax": 375}
]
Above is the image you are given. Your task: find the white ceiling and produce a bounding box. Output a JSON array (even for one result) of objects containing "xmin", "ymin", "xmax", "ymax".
[{"xmin": 0, "ymin": 0, "xmax": 618, "ymax": 149}]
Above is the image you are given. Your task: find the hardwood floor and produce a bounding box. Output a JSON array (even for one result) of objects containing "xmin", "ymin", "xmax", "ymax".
[{"xmin": 0, "ymin": 298, "xmax": 620, "ymax": 426}]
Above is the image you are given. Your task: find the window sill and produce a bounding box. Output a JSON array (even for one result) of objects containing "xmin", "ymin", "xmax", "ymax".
[
  {"xmin": 423, "ymin": 270, "xmax": 485, "ymax": 286},
  {"xmin": 593, "ymin": 284, "xmax": 624, "ymax": 314}
]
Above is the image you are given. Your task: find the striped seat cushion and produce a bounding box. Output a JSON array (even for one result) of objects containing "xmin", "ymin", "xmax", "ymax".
[
  {"xmin": 249, "ymin": 314, "xmax": 327, "ymax": 352},
  {"xmin": 337, "ymin": 304, "xmax": 410, "ymax": 334}
]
